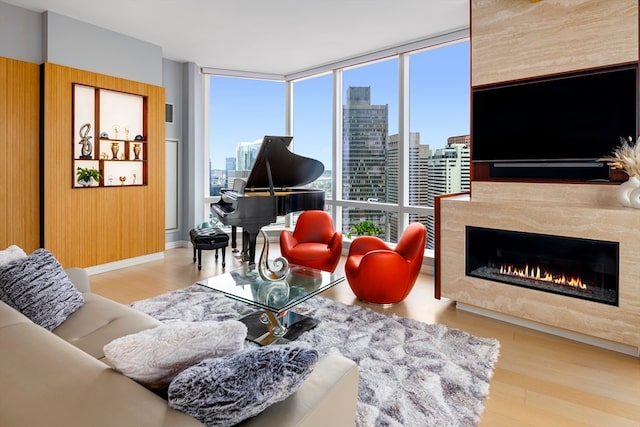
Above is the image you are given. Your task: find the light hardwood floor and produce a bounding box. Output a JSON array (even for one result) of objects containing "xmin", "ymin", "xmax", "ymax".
[{"xmin": 89, "ymin": 247, "xmax": 640, "ymax": 427}]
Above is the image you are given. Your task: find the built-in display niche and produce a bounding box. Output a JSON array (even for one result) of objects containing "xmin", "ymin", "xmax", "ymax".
[
  {"xmin": 465, "ymin": 226, "xmax": 619, "ymax": 306},
  {"xmin": 72, "ymin": 84, "xmax": 147, "ymax": 188}
]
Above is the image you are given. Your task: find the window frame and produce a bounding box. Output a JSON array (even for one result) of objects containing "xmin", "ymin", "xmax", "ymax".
[{"xmin": 202, "ymin": 29, "xmax": 470, "ymax": 270}]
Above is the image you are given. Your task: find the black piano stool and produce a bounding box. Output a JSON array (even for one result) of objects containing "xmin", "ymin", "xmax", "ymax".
[{"xmin": 189, "ymin": 226, "xmax": 229, "ymax": 270}]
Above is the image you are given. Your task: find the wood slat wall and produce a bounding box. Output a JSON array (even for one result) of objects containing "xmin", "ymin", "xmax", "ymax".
[
  {"xmin": 41, "ymin": 63, "xmax": 165, "ymax": 268},
  {"xmin": 0, "ymin": 57, "xmax": 40, "ymax": 252}
]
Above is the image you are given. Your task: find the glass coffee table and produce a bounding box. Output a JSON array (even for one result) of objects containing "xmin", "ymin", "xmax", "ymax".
[{"xmin": 197, "ymin": 264, "xmax": 344, "ymax": 345}]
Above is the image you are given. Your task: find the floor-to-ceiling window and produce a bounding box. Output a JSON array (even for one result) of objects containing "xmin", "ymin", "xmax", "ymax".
[
  {"xmin": 207, "ymin": 76, "xmax": 285, "ymax": 199},
  {"xmin": 204, "ymin": 34, "xmax": 469, "ymax": 259},
  {"xmin": 341, "ymin": 58, "xmax": 399, "ymax": 242},
  {"xmin": 409, "ymin": 41, "xmax": 470, "ymax": 249},
  {"xmin": 291, "ymin": 73, "xmax": 333, "ymax": 200}
]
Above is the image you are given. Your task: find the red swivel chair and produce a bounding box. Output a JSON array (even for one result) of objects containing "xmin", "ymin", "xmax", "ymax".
[
  {"xmin": 345, "ymin": 222, "xmax": 426, "ymax": 304},
  {"xmin": 279, "ymin": 210, "xmax": 343, "ymax": 272}
]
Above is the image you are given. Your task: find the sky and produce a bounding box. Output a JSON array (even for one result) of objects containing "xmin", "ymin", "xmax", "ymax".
[{"xmin": 208, "ymin": 41, "xmax": 470, "ymax": 171}]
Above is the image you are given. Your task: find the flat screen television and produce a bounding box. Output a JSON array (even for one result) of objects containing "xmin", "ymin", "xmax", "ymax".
[{"xmin": 472, "ymin": 64, "xmax": 638, "ymax": 178}]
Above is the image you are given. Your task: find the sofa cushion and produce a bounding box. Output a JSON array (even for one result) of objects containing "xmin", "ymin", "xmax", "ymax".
[
  {"xmin": 0, "ymin": 245, "xmax": 27, "ymax": 267},
  {"xmin": 103, "ymin": 320, "xmax": 247, "ymax": 390},
  {"xmin": 53, "ymin": 292, "xmax": 162, "ymax": 360},
  {"xmin": 0, "ymin": 249, "xmax": 84, "ymax": 330},
  {"xmin": 0, "ymin": 313, "xmax": 203, "ymax": 427},
  {"xmin": 168, "ymin": 346, "xmax": 318, "ymax": 427}
]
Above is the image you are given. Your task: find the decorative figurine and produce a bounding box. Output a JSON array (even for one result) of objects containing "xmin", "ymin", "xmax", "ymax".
[{"xmin": 78, "ymin": 123, "xmax": 93, "ymax": 159}]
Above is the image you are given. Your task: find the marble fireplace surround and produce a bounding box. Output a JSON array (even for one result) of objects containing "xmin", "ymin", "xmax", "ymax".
[{"xmin": 439, "ymin": 181, "xmax": 640, "ymax": 355}]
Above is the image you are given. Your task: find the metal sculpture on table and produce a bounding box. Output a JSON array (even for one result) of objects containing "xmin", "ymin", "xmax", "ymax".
[{"xmin": 257, "ymin": 229, "xmax": 289, "ymax": 281}]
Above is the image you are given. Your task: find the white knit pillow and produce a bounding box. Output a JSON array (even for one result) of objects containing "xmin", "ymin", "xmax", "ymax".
[
  {"xmin": 103, "ymin": 320, "xmax": 247, "ymax": 390},
  {"xmin": 0, "ymin": 245, "xmax": 27, "ymax": 267}
]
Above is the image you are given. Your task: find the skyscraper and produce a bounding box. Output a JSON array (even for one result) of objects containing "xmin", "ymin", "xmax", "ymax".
[
  {"xmin": 227, "ymin": 139, "xmax": 261, "ymax": 187},
  {"xmin": 387, "ymin": 132, "xmax": 427, "ymax": 242},
  {"xmin": 342, "ymin": 86, "xmax": 388, "ymax": 237},
  {"xmin": 224, "ymin": 156, "xmax": 236, "ymax": 189},
  {"xmin": 425, "ymin": 135, "xmax": 470, "ymax": 248}
]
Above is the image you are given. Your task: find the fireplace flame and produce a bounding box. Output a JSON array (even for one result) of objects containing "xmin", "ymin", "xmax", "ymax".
[{"xmin": 499, "ymin": 264, "xmax": 587, "ymax": 290}]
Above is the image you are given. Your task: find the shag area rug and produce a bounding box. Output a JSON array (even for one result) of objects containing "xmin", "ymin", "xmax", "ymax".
[{"xmin": 132, "ymin": 285, "xmax": 500, "ymax": 427}]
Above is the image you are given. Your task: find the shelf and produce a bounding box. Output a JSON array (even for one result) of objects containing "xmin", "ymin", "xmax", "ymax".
[
  {"xmin": 98, "ymin": 138, "xmax": 146, "ymax": 142},
  {"xmin": 72, "ymin": 84, "xmax": 147, "ymax": 188}
]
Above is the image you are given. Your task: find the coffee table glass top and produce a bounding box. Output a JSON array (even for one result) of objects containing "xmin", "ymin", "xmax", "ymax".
[{"xmin": 196, "ymin": 264, "xmax": 344, "ymax": 315}]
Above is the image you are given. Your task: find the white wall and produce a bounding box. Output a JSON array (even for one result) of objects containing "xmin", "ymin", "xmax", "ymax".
[
  {"xmin": 0, "ymin": 2, "xmax": 41, "ymax": 63},
  {"xmin": 43, "ymin": 11, "xmax": 163, "ymax": 86}
]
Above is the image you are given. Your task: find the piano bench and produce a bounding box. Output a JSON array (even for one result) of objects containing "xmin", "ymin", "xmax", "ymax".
[{"xmin": 189, "ymin": 227, "xmax": 230, "ymax": 270}]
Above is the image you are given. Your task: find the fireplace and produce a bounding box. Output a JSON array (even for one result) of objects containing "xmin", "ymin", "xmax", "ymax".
[{"xmin": 465, "ymin": 226, "xmax": 619, "ymax": 306}]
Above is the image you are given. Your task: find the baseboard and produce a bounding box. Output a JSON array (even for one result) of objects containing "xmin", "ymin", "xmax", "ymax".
[
  {"xmin": 456, "ymin": 303, "xmax": 639, "ymax": 357},
  {"xmin": 85, "ymin": 252, "xmax": 165, "ymax": 275},
  {"xmin": 165, "ymin": 240, "xmax": 188, "ymax": 249}
]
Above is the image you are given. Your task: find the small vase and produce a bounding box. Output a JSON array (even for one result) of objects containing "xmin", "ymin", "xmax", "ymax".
[
  {"xmin": 630, "ymin": 185, "xmax": 640, "ymax": 209},
  {"xmin": 616, "ymin": 175, "xmax": 640, "ymax": 207},
  {"xmin": 111, "ymin": 142, "xmax": 120, "ymax": 160},
  {"xmin": 133, "ymin": 143, "xmax": 141, "ymax": 160}
]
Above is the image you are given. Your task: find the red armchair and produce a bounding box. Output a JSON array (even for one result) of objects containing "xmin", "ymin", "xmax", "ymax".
[
  {"xmin": 345, "ymin": 222, "xmax": 426, "ymax": 304},
  {"xmin": 279, "ymin": 210, "xmax": 343, "ymax": 272}
]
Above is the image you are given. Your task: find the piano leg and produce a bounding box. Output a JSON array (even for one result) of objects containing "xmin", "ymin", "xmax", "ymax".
[
  {"xmin": 241, "ymin": 228, "xmax": 259, "ymax": 265},
  {"xmin": 231, "ymin": 226, "xmax": 238, "ymax": 252},
  {"xmin": 241, "ymin": 229, "xmax": 249, "ymax": 261}
]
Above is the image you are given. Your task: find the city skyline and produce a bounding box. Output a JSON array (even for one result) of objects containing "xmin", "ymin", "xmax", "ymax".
[
  {"xmin": 208, "ymin": 41, "xmax": 469, "ymax": 171},
  {"xmin": 211, "ymin": 83, "xmax": 470, "ymax": 249}
]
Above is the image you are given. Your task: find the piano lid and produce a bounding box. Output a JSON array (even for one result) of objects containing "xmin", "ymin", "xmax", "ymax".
[{"xmin": 245, "ymin": 135, "xmax": 325, "ymax": 190}]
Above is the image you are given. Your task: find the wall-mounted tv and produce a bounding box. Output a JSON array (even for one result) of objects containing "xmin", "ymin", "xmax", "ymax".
[{"xmin": 472, "ymin": 64, "xmax": 638, "ymax": 176}]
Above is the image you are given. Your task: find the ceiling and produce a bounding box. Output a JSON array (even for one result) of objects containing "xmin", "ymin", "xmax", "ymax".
[{"xmin": 4, "ymin": 0, "xmax": 469, "ymax": 76}]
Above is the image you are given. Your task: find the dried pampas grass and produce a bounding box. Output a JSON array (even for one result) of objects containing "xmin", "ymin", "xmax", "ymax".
[{"xmin": 599, "ymin": 136, "xmax": 640, "ymax": 178}]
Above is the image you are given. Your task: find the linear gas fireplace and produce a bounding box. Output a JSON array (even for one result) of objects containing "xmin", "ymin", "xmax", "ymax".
[{"xmin": 465, "ymin": 226, "xmax": 619, "ymax": 306}]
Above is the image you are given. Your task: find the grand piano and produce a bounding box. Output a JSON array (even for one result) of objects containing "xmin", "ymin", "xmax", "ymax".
[{"xmin": 211, "ymin": 136, "xmax": 325, "ymax": 264}]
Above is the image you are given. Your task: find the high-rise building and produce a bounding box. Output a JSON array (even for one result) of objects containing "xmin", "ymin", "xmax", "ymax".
[
  {"xmin": 224, "ymin": 157, "xmax": 236, "ymax": 188},
  {"xmin": 342, "ymin": 86, "xmax": 388, "ymax": 237},
  {"xmin": 425, "ymin": 135, "xmax": 470, "ymax": 248},
  {"xmin": 236, "ymin": 139, "xmax": 262, "ymax": 171},
  {"xmin": 228, "ymin": 139, "xmax": 261, "ymax": 186},
  {"xmin": 209, "ymin": 165, "xmax": 225, "ymax": 196},
  {"xmin": 387, "ymin": 132, "xmax": 427, "ymax": 242}
]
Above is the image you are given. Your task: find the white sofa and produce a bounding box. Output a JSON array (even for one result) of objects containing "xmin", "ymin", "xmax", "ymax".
[{"xmin": 0, "ymin": 267, "xmax": 359, "ymax": 427}]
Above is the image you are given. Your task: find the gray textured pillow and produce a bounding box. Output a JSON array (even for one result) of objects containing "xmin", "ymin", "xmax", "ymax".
[
  {"xmin": 0, "ymin": 248, "xmax": 84, "ymax": 330},
  {"xmin": 168, "ymin": 346, "xmax": 318, "ymax": 427},
  {"xmin": 103, "ymin": 320, "xmax": 248, "ymax": 390}
]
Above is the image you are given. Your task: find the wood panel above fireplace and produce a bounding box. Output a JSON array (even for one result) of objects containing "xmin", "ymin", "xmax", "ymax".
[{"xmin": 471, "ymin": 0, "xmax": 638, "ymax": 86}]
